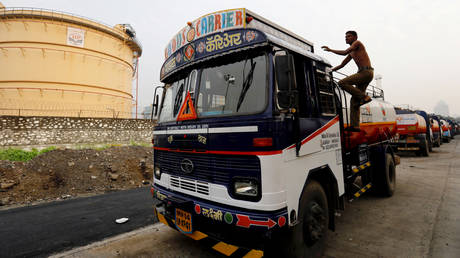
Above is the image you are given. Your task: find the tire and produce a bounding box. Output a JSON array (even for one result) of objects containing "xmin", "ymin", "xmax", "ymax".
[
  {"xmin": 373, "ymin": 153, "xmax": 396, "ymax": 197},
  {"xmin": 420, "ymin": 138, "xmax": 429, "ymax": 157},
  {"xmin": 428, "ymin": 138, "xmax": 433, "ymax": 152},
  {"xmin": 434, "ymin": 136, "xmax": 440, "ymax": 147},
  {"xmin": 271, "ymin": 180, "xmax": 328, "ymax": 258}
]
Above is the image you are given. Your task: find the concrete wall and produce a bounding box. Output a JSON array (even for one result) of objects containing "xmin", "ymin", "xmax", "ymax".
[{"xmin": 0, "ymin": 116, "xmax": 154, "ymax": 147}]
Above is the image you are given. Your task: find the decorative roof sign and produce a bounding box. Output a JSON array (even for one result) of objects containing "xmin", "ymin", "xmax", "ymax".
[
  {"xmin": 164, "ymin": 8, "xmax": 246, "ymax": 59},
  {"xmin": 160, "ymin": 29, "xmax": 266, "ymax": 81}
]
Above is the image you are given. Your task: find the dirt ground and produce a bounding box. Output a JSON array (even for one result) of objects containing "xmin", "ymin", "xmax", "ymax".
[{"xmin": 0, "ymin": 146, "xmax": 153, "ymax": 208}]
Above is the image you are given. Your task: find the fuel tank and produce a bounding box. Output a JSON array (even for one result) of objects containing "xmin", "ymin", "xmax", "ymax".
[
  {"xmin": 340, "ymin": 96, "xmax": 397, "ymax": 149},
  {"xmin": 395, "ymin": 112, "xmax": 427, "ymax": 135}
]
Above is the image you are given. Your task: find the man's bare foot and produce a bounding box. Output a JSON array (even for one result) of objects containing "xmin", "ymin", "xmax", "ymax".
[{"xmin": 360, "ymin": 96, "xmax": 372, "ymax": 106}]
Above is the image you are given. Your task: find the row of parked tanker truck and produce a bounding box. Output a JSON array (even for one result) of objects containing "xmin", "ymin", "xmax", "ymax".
[{"xmin": 393, "ymin": 108, "xmax": 459, "ymax": 156}]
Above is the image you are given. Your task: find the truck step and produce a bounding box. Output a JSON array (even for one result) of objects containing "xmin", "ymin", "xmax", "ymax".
[
  {"xmin": 346, "ymin": 161, "xmax": 371, "ymax": 181},
  {"xmin": 349, "ymin": 183, "xmax": 372, "ymax": 202},
  {"xmin": 352, "ymin": 161, "xmax": 371, "ymax": 174}
]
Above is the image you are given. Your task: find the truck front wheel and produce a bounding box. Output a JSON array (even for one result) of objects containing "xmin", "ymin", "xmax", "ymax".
[{"xmin": 279, "ymin": 180, "xmax": 329, "ymax": 258}]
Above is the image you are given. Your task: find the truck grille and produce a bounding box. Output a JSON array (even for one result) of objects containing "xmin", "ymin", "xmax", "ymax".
[
  {"xmin": 154, "ymin": 150, "xmax": 261, "ymax": 186},
  {"xmin": 170, "ymin": 176, "xmax": 209, "ymax": 195}
]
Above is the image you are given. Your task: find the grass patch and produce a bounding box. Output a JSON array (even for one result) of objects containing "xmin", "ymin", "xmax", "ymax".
[
  {"xmin": 129, "ymin": 141, "xmax": 151, "ymax": 147},
  {"xmin": 0, "ymin": 146, "xmax": 57, "ymax": 162}
]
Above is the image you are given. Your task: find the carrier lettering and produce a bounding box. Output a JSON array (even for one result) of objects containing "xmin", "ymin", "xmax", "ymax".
[
  {"xmin": 164, "ymin": 9, "xmax": 246, "ymax": 59},
  {"xmin": 208, "ymin": 15, "xmax": 214, "ymax": 33},
  {"xmin": 214, "ymin": 14, "xmax": 222, "ymax": 30},
  {"xmin": 235, "ymin": 10, "xmax": 242, "ymax": 26},
  {"xmin": 206, "ymin": 32, "xmax": 242, "ymax": 52},
  {"xmin": 201, "ymin": 18, "xmax": 208, "ymax": 35}
]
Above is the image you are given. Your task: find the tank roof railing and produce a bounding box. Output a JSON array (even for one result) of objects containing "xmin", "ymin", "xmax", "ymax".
[
  {"xmin": 0, "ymin": 7, "xmax": 142, "ymax": 54},
  {"xmin": 333, "ymin": 71, "xmax": 384, "ymax": 100}
]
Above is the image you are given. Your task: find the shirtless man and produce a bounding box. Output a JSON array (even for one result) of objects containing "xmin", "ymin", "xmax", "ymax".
[{"xmin": 322, "ymin": 31, "xmax": 373, "ymax": 132}]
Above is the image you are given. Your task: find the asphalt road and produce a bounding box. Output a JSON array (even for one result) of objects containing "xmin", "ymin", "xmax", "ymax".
[
  {"xmin": 56, "ymin": 138, "xmax": 460, "ymax": 257},
  {"xmin": 0, "ymin": 187, "xmax": 157, "ymax": 258}
]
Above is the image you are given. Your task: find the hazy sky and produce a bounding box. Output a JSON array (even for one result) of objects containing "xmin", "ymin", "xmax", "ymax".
[{"xmin": 3, "ymin": 0, "xmax": 460, "ymax": 116}]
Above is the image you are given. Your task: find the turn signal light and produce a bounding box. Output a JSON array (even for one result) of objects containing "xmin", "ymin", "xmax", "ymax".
[
  {"xmin": 253, "ymin": 137, "xmax": 273, "ymax": 147},
  {"xmin": 246, "ymin": 16, "xmax": 253, "ymax": 23}
]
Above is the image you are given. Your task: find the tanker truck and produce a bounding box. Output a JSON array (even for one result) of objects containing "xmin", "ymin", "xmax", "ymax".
[
  {"xmin": 393, "ymin": 108, "xmax": 430, "ymax": 156},
  {"xmin": 416, "ymin": 110, "xmax": 434, "ymax": 152},
  {"xmin": 431, "ymin": 115, "xmax": 444, "ymax": 146},
  {"xmin": 440, "ymin": 119, "xmax": 451, "ymax": 143},
  {"xmin": 446, "ymin": 119, "xmax": 457, "ymax": 139},
  {"xmin": 429, "ymin": 114, "xmax": 442, "ymax": 147},
  {"xmin": 150, "ymin": 8, "xmax": 398, "ymax": 257}
]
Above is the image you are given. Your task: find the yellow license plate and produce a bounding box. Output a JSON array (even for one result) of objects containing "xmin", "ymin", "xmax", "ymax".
[{"xmin": 175, "ymin": 208, "xmax": 192, "ymax": 234}]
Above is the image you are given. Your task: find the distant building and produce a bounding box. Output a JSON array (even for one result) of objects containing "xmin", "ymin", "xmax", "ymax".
[
  {"xmin": 142, "ymin": 105, "xmax": 153, "ymax": 119},
  {"xmin": 434, "ymin": 100, "xmax": 449, "ymax": 116}
]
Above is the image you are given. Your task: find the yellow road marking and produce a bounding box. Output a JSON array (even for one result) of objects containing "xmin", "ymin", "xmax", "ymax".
[
  {"xmin": 243, "ymin": 249, "xmax": 264, "ymax": 258},
  {"xmin": 212, "ymin": 241, "xmax": 239, "ymax": 256},
  {"xmin": 186, "ymin": 231, "xmax": 208, "ymax": 240}
]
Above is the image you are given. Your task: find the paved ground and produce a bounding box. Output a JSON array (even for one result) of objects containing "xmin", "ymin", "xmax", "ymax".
[
  {"xmin": 53, "ymin": 138, "xmax": 460, "ymax": 258},
  {"xmin": 325, "ymin": 138, "xmax": 460, "ymax": 257},
  {"xmin": 0, "ymin": 187, "xmax": 156, "ymax": 258}
]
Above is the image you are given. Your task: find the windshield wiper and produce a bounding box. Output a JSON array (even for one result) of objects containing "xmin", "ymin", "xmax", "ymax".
[
  {"xmin": 236, "ymin": 59, "xmax": 256, "ymax": 112},
  {"xmin": 173, "ymin": 83, "xmax": 184, "ymax": 116}
]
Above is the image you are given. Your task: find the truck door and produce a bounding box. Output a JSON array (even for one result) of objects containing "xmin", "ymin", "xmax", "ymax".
[{"xmin": 294, "ymin": 56, "xmax": 338, "ymax": 157}]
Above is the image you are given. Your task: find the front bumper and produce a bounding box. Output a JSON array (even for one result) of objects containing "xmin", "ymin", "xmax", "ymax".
[{"xmin": 152, "ymin": 184, "xmax": 288, "ymax": 250}]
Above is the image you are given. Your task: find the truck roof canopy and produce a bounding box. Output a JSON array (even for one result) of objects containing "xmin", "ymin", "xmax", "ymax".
[{"xmin": 160, "ymin": 8, "xmax": 330, "ymax": 82}]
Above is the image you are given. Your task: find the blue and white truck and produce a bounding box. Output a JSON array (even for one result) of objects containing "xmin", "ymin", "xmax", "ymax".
[{"xmin": 150, "ymin": 9, "xmax": 399, "ymax": 257}]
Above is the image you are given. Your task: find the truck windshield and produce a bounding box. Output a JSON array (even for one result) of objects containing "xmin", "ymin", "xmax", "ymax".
[
  {"xmin": 158, "ymin": 53, "xmax": 267, "ymax": 123},
  {"xmin": 158, "ymin": 78, "xmax": 187, "ymax": 123},
  {"xmin": 197, "ymin": 54, "xmax": 267, "ymax": 117}
]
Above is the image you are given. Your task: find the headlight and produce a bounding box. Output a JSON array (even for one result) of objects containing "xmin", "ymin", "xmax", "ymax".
[
  {"xmin": 233, "ymin": 179, "xmax": 259, "ymax": 200},
  {"xmin": 154, "ymin": 165, "xmax": 161, "ymax": 180}
]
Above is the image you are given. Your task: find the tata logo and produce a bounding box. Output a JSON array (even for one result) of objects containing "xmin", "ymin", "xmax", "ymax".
[{"xmin": 180, "ymin": 159, "xmax": 194, "ymax": 174}]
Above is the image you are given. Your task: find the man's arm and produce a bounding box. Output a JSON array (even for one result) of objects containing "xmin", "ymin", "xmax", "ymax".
[
  {"xmin": 322, "ymin": 41, "xmax": 360, "ymax": 56},
  {"xmin": 332, "ymin": 55, "xmax": 352, "ymax": 71}
]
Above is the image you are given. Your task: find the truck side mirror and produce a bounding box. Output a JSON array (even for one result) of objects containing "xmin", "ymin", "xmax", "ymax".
[
  {"xmin": 152, "ymin": 86, "xmax": 164, "ymax": 120},
  {"xmin": 275, "ymin": 54, "xmax": 297, "ymax": 109}
]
